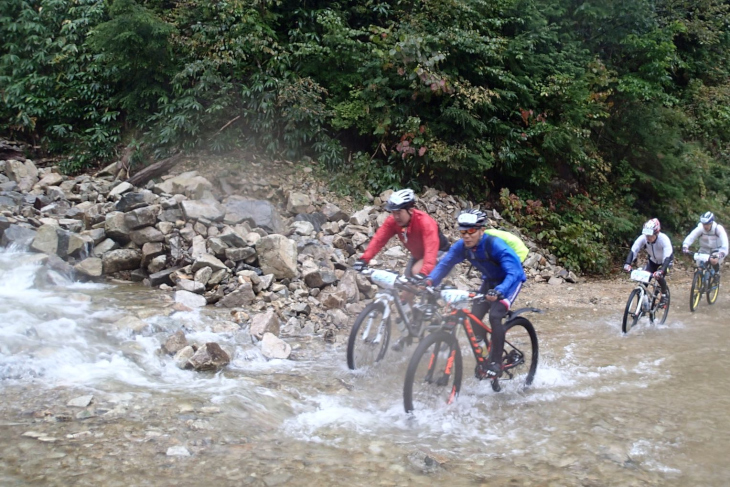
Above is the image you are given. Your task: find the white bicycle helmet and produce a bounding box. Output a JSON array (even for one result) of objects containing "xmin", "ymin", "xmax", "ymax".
[
  {"xmin": 642, "ymin": 218, "xmax": 661, "ymax": 236},
  {"xmin": 457, "ymin": 209, "xmax": 487, "ymax": 230},
  {"xmin": 384, "ymin": 189, "xmax": 416, "ymax": 211},
  {"xmin": 700, "ymin": 211, "xmax": 715, "ymax": 224}
]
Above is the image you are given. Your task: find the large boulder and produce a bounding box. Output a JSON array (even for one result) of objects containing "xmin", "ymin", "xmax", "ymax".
[
  {"xmin": 256, "ymin": 234, "xmax": 298, "ymax": 279},
  {"xmin": 1, "ymin": 224, "xmax": 36, "ymax": 248},
  {"xmin": 154, "ymin": 171, "xmax": 214, "ymax": 199},
  {"xmin": 223, "ymin": 196, "xmax": 284, "ymax": 234},
  {"xmin": 180, "ymin": 199, "xmax": 226, "ymax": 222},
  {"xmin": 102, "ymin": 249, "xmax": 142, "ymax": 274}
]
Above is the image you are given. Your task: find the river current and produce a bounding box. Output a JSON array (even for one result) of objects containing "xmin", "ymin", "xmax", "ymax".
[{"xmin": 0, "ymin": 248, "xmax": 728, "ymax": 486}]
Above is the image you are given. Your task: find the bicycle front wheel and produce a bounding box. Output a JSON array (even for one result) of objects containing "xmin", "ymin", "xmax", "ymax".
[
  {"xmin": 690, "ymin": 270, "xmax": 703, "ymax": 312},
  {"xmin": 707, "ymin": 272, "xmax": 720, "ymax": 305},
  {"xmin": 403, "ymin": 330, "xmax": 462, "ymax": 413},
  {"xmin": 622, "ymin": 289, "xmax": 642, "ymax": 334},
  {"xmin": 500, "ymin": 317, "xmax": 539, "ymax": 389},
  {"xmin": 655, "ymin": 286, "xmax": 670, "ymax": 325},
  {"xmin": 346, "ymin": 301, "xmax": 391, "ymax": 370}
]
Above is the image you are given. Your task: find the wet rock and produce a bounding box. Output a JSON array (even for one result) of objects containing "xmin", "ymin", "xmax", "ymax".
[
  {"xmin": 187, "ymin": 343, "xmax": 230, "ymax": 371},
  {"xmin": 74, "ymin": 257, "xmax": 103, "ymax": 277},
  {"xmin": 261, "ymin": 332, "xmax": 292, "ymax": 359},
  {"xmin": 166, "ymin": 446, "xmax": 191, "ymax": 457},
  {"xmin": 173, "ymin": 346, "xmax": 195, "ymax": 369},
  {"xmin": 176, "ymin": 278, "xmax": 205, "ymax": 294},
  {"xmin": 163, "ymin": 330, "xmax": 189, "ymax": 355},
  {"xmin": 211, "ymin": 321, "xmax": 241, "ymax": 334},
  {"xmin": 102, "ymin": 249, "xmax": 142, "ymax": 274},
  {"xmin": 67, "ymin": 395, "xmax": 94, "ymax": 408},
  {"xmin": 1, "ymin": 224, "xmax": 36, "ymax": 247},
  {"xmin": 249, "ymin": 310, "xmax": 280, "ymax": 340},
  {"xmin": 174, "ymin": 290, "xmax": 207, "ymax": 308},
  {"xmin": 30, "ymin": 224, "xmax": 60, "ymax": 255},
  {"xmin": 148, "ymin": 266, "xmax": 182, "ymax": 287},
  {"xmin": 113, "ymin": 315, "xmax": 149, "ymax": 334}
]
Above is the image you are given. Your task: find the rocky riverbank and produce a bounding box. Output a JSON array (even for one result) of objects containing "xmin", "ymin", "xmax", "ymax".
[{"xmin": 0, "ymin": 150, "xmax": 581, "ymax": 368}]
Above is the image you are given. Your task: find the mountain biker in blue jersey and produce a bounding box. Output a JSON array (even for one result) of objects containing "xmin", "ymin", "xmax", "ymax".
[{"xmin": 417, "ymin": 209, "xmax": 526, "ymax": 380}]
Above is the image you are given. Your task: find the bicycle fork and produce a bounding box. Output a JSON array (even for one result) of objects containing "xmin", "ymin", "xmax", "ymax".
[{"xmin": 361, "ymin": 298, "xmax": 392, "ymax": 344}]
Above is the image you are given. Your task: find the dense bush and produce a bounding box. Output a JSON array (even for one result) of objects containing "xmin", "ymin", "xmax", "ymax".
[{"xmin": 2, "ymin": 0, "xmax": 730, "ymax": 272}]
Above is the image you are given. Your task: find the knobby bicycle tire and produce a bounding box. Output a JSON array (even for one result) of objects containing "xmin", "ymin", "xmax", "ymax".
[
  {"xmin": 499, "ymin": 317, "xmax": 539, "ymax": 390},
  {"xmin": 707, "ymin": 272, "xmax": 720, "ymax": 305},
  {"xmin": 653, "ymin": 286, "xmax": 670, "ymax": 325},
  {"xmin": 347, "ymin": 301, "xmax": 391, "ymax": 370},
  {"xmin": 403, "ymin": 330, "xmax": 462, "ymax": 413},
  {"xmin": 690, "ymin": 269, "xmax": 703, "ymax": 312},
  {"xmin": 622, "ymin": 288, "xmax": 642, "ymax": 334}
]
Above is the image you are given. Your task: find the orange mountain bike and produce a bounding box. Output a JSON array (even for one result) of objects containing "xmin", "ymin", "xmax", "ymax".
[{"xmin": 403, "ymin": 288, "xmax": 540, "ymax": 413}]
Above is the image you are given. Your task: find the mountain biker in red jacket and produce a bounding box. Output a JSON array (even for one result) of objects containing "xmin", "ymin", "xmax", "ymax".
[
  {"xmin": 353, "ymin": 189, "xmax": 449, "ymax": 279},
  {"xmin": 352, "ymin": 189, "xmax": 449, "ymax": 350}
]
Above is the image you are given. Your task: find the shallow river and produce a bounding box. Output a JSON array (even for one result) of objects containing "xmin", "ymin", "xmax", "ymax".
[{"xmin": 0, "ymin": 248, "xmax": 728, "ymax": 486}]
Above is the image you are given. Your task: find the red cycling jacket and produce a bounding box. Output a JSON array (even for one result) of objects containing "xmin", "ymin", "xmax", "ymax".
[{"xmin": 360, "ymin": 209, "xmax": 441, "ymax": 275}]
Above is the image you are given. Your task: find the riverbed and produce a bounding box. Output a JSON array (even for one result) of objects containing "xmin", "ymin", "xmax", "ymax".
[{"xmin": 0, "ymin": 248, "xmax": 728, "ymax": 486}]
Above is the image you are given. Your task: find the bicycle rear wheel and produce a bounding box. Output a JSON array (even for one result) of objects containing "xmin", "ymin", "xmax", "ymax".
[
  {"xmin": 499, "ymin": 317, "xmax": 538, "ymax": 390},
  {"xmin": 347, "ymin": 301, "xmax": 391, "ymax": 370},
  {"xmin": 403, "ymin": 330, "xmax": 462, "ymax": 413},
  {"xmin": 707, "ymin": 272, "xmax": 720, "ymax": 305},
  {"xmin": 622, "ymin": 289, "xmax": 642, "ymax": 334},
  {"xmin": 690, "ymin": 270, "xmax": 703, "ymax": 312}
]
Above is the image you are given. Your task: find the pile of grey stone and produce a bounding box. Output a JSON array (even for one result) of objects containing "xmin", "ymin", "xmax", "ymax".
[{"xmin": 0, "ymin": 153, "xmax": 577, "ymax": 368}]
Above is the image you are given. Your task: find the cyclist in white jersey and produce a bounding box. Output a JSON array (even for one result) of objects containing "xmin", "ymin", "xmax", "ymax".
[
  {"xmin": 682, "ymin": 211, "xmax": 728, "ymax": 272},
  {"xmin": 624, "ymin": 218, "xmax": 674, "ymax": 305}
]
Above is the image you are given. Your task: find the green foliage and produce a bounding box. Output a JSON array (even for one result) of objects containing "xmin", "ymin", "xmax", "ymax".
[
  {"xmin": 87, "ymin": 0, "xmax": 176, "ymax": 120},
  {"xmin": 0, "ymin": 0, "xmax": 117, "ymax": 171},
  {"xmin": 3, "ymin": 0, "xmax": 730, "ymax": 273}
]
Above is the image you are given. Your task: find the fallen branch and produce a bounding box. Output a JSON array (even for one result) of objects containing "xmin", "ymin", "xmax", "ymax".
[
  {"xmin": 126, "ymin": 152, "xmax": 184, "ymax": 187},
  {"xmin": 210, "ymin": 115, "xmax": 241, "ymax": 140}
]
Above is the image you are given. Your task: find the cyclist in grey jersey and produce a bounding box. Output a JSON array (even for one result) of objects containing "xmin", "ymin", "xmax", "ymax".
[
  {"xmin": 624, "ymin": 218, "xmax": 674, "ymax": 304},
  {"xmin": 682, "ymin": 211, "xmax": 728, "ymax": 271}
]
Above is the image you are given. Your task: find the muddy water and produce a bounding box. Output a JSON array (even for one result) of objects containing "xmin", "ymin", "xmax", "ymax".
[{"xmin": 0, "ymin": 248, "xmax": 729, "ymax": 486}]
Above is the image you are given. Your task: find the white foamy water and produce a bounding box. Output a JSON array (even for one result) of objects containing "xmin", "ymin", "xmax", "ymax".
[{"xmin": 2, "ymin": 248, "xmax": 730, "ymax": 485}]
